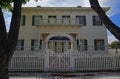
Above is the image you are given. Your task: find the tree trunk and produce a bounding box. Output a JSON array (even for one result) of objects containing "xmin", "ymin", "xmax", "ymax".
[
  {"xmin": 89, "ymin": 0, "xmax": 120, "ymax": 41},
  {"xmin": 0, "ymin": 7, "xmax": 8, "ymax": 79},
  {"xmin": 0, "ymin": 0, "xmax": 22, "ymax": 79}
]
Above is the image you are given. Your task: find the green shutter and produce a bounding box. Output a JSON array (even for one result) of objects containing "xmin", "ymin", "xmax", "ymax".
[
  {"xmin": 40, "ymin": 40, "xmax": 42, "ymax": 49},
  {"xmin": 32, "ymin": 16, "xmax": 35, "ymax": 26},
  {"xmin": 84, "ymin": 40, "xmax": 87, "ymax": 50},
  {"xmin": 21, "ymin": 40, "xmax": 24, "ymax": 46},
  {"xmin": 102, "ymin": 40, "xmax": 105, "ymax": 50},
  {"xmin": 22, "ymin": 16, "xmax": 26, "ymax": 26},
  {"xmin": 21, "ymin": 40, "xmax": 24, "ymax": 50},
  {"xmin": 31, "ymin": 40, "xmax": 34, "ymax": 51},
  {"xmin": 93, "ymin": 16, "xmax": 95, "ymax": 26},
  {"xmin": 84, "ymin": 16, "xmax": 86, "ymax": 26},
  {"xmin": 77, "ymin": 39, "xmax": 80, "ymax": 51},
  {"xmin": 77, "ymin": 39, "xmax": 79, "ymax": 45},
  {"xmin": 94, "ymin": 40, "xmax": 97, "ymax": 50}
]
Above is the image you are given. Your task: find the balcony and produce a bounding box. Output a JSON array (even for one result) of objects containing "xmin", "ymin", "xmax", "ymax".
[{"xmin": 35, "ymin": 19, "xmax": 83, "ymax": 26}]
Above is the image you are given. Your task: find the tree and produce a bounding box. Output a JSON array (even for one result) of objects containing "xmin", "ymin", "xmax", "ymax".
[
  {"xmin": 0, "ymin": 0, "xmax": 22, "ymax": 78},
  {"xmin": 110, "ymin": 41, "xmax": 120, "ymax": 48},
  {"xmin": 89, "ymin": 0, "xmax": 120, "ymax": 41},
  {"xmin": 0, "ymin": 0, "xmax": 39, "ymax": 78},
  {"xmin": 0, "ymin": 0, "xmax": 31, "ymax": 79}
]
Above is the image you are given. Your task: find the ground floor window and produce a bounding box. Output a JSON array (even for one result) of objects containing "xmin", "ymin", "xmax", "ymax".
[
  {"xmin": 16, "ymin": 40, "xmax": 24, "ymax": 50},
  {"xmin": 77, "ymin": 39, "xmax": 88, "ymax": 51},
  {"xmin": 31, "ymin": 39, "xmax": 42, "ymax": 51},
  {"xmin": 94, "ymin": 39, "xmax": 105, "ymax": 51}
]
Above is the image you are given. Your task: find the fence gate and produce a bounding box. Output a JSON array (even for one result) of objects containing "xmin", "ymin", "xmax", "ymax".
[{"xmin": 45, "ymin": 49, "xmax": 73, "ymax": 72}]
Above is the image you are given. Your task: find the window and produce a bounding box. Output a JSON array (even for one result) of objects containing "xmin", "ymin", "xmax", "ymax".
[
  {"xmin": 76, "ymin": 16, "xmax": 86, "ymax": 26},
  {"xmin": 62, "ymin": 16, "xmax": 70, "ymax": 24},
  {"xmin": 31, "ymin": 40, "xmax": 42, "ymax": 51},
  {"xmin": 32, "ymin": 15, "xmax": 42, "ymax": 26},
  {"xmin": 77, "ymin": 39, "xmax": 87, "ymax": 51},
  {"xmin": 94, "ymin": 39, "xmax": 105, "ymax": 50},
  {"xmin": 93, "ymin": 16, "xmax": 103, "ymax": 26},
  {"xmin": 16, "ymin": 40, "xmax": 24, "ymax": 50},
  {"xmin": 80, "ymin": 39, "xmax": 88, "ymax": 51},
  {"xmin": 21, "ymin": 16, "xmax": 26, "ymax": 26}
]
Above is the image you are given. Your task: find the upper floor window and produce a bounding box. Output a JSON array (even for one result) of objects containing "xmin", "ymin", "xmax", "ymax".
[
  {"xmin": 16, "ymin": 40, "xmax": 24, "ymax": 50},
  {"xmin": 21, "ymin": 15, "xmax": 26, "ymax": 26},
  {"xmin": 32, "ymin": 15, "xmax": 42, "ymax": 26},
  {"xmin": 76, "ymin": 16, "xmax": 86, "ymax": 26},
  {"xmin": 94, "ymin": 39, "xmax": 105, "ymax": 51},
  {"xmin": 93, "ymin": 16, "xmax": 103, "ymax": 26}
]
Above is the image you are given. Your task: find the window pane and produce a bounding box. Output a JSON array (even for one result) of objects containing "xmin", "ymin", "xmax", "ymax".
[
  {"xmin": 16, "ymin": 40, "xmax": 24, "ymax": 50},
  {"xmin": 76, "ymin": 16, "xmax": 86, "ymax": 25},
  {"xmin": 80, "ymin": 39, "xmax": 88, "ymax": 51},
  {"xmin": 21, "ymin": 16, "xmax": 26, "ymax": 26},
  {"xmin": 32, "ymin": 15, "xmax": 42, "ymax": 26},
  {"xmin": 93, "ymin": 16, "xmax": 102, "ymax": 26},
  {"xmin": 31, "ymin": 40, "xmax": 42, "ymax": 51},
  {"xmin": 94, "ymin": 39, "xmax": 105, "ymax": 50}
]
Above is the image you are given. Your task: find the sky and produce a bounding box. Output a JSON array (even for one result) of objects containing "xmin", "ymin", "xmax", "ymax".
[{"xmin": 4, "ymin": 0, "xmax": 120, "ymax": 44}]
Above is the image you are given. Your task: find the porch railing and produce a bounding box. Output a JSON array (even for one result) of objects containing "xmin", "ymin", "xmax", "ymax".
[{"xmin": 35, "ymin": 19, "xmax": 83, "ymax": 25}]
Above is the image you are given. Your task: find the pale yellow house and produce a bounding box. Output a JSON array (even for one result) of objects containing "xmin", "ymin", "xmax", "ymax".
[{"xmin": 10, "ymin": 7, "xmax": 110, "ymax": 72}]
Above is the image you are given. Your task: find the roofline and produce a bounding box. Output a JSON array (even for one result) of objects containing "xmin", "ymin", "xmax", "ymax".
[{"xmin": 22, "ymin": 7, "xmax": 110, "ymax": 12}]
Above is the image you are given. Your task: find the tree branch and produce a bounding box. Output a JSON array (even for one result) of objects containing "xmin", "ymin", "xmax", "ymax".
[{"xmin": 89, "ymin": 0, "xmax": 120, "ymax": 41}]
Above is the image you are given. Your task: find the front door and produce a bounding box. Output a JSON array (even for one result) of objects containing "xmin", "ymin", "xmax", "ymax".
[{"xmin": 48, "ymin": 41, "xmax": 71, "ymax": 53}]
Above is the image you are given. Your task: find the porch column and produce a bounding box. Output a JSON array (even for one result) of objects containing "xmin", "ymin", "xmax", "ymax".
[{"xmin": 44, "ymin": 52, "xmax": 49, "ymax": 72}]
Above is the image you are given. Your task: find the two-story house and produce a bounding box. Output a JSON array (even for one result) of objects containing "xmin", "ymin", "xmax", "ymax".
[{"xmin": 11, "ymin": 6, "xmax": 109, "ymax": 72}]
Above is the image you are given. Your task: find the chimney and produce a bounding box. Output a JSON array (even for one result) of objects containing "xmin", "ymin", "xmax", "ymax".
[
  {"xmin": 77, "ymin": 6, "xmax": 82, "ymax": 8},
  {"xmin": 37, "ymin": 6, "xmax": 41, "ymax": 7}
]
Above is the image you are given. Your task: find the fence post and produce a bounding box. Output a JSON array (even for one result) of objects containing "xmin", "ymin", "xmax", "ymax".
[{"xmin": 113, "ymin": 55, "xmax": 116, "ymax": 72}]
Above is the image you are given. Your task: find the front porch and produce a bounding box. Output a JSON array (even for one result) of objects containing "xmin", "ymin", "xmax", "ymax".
[{"xmin": 12, "ymin": 33, "xmax": 114, "ymax": 72}]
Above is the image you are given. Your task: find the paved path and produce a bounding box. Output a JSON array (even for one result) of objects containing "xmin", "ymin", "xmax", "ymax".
[{"xmin": 9, "ymin": 72, "xmax": 120, "ymax": 79}]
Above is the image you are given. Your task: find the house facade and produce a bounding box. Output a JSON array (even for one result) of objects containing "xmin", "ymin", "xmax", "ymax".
[{"xmin": 11, "ymin": 7, "xmax": 110, "ymax": 72}]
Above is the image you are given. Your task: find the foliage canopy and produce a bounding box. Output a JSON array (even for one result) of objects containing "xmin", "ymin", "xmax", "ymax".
[{"xmin": 110, "ymin": 41, "xmax": 120, "ymax": 48}]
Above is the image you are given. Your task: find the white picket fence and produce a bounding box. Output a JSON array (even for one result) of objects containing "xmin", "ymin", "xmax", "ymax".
[{"xmin": 8, "ymin": 50, "xmax": 120, "ymax": 72}]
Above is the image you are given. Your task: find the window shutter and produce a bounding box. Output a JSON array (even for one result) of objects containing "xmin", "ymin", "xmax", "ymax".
[
  {"xmin": 32, "ymin": 16, "xmax": 35, "ymax": 26},
  {"xmin": 40, "ymin": 40, "xmax": 42, "ymax": 49},
  {"xmin": 77, "ymin": 39, "xmax": 80, "ymax": 51},
  {"xmin": 84, "ymin": 40, "xmax": 87, "ymax": 50},
  {"xmin": 93, "ymin": 16, "xmax": 95, "ymax": 26},
  {"xmin": 94, "ymin": 40, "xmax": 97, "ymax": 50},
  {"xmin": 102, "ymin": 40, "xmax": 105, "ymax": 50},
  {"xmin": 77, "ymin": 39, "xmax": 79, "ymax": 46},
  {"xmin": 83, "ymin": 16, "xmax": 86, "ymax": 26},
  {"xmin": 21, "ymin": 40, "xmax": 24, "ymax": 50},
  {"xmin": 22, "ymin": 16, "xmax": 26, "ymax": 26},
  {"xmin": 31, "ymin": 40, "xmax": 34, "ymax": 50}
]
